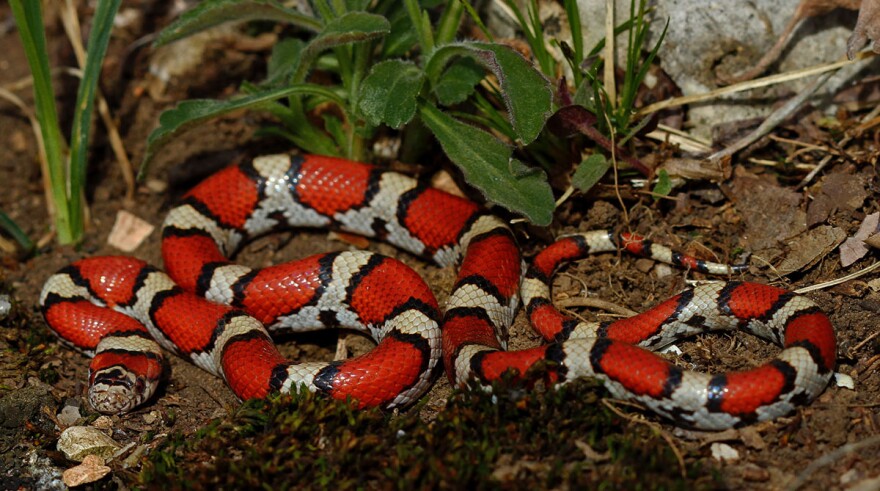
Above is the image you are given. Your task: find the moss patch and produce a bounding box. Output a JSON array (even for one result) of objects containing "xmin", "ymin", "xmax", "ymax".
[{"xmin": 141, "ymin": 378, "xmax": 720, "ymax": 489}]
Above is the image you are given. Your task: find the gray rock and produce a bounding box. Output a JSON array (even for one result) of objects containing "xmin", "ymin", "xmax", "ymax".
[
  {"xmin": 56, "ymin": 426, "xmax": 121, "ymax": 462},
  {"xmin": 572, "ymin": 0, "xmax": 875, "ymax": 137}
]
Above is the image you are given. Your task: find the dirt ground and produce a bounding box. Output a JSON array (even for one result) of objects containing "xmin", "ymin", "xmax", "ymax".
[{"xmin": 1, "ymin": 2, "xmax": 879, "ymax": 490}]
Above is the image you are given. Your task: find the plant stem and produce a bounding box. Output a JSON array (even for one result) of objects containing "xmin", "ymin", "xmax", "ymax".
[{"xmin": 347, "ymin": 42, "xmax": 372, "ymax": 161}]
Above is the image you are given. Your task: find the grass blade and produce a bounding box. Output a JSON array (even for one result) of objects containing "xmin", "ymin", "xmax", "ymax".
[
  {"xmin": 0, "ymin": 210, "xmax": 35, "ymax": 256},
  {"xmin": 68, "ymin": 0, "xmax": 122, "ymax": 243},
  {"xmin": 10, "ymin": 0, "xmax": 74, "ymax": 243}
]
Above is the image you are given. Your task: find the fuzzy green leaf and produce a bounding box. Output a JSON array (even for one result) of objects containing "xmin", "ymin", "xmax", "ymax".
[
  {"xmin": 358, "ymin": 60, "xmax": 424, "ymax": 129},
  {"xmin": 140, "ymin": 84, "xmax": 344, "ymax": 176},
  {"xmin": 419, "ymin": 102, "xmax": 554, "ymax": 225},
  {"xmin": 425, "ymin": 42, "xmax": 552, "ymax": 144},
  {"xmin": 292, "ymin": 12, "xmax": 391, "ymax": 83},
  {"xmin": 265, "ymin": 38, "xmax": 305, "ymax": 87},
  {"xmin": 433, "ymin": 57, "xmax": 484, "ymax": 106},
  {"xmin": 154, "ymin": 0, "xmax": 321, "ymax": 47},
  {"xmin": 652, "ymin": 169, "xmax": 672, "ymax": 200},
  {"xmin": 571, "ymin": 153, "xmax": 610, "ymax": 193}
]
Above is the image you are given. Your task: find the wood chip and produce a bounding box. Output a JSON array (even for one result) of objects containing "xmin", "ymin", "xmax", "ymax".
[
  {"xmin": 662, "ymin": 157, "xmax": 728, "ymax": 181},
  {"xmin": 107, "ymin": 210, "xmax": 155, "ymax": 252}
]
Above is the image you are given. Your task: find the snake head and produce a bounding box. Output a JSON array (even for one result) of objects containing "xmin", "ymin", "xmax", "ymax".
[{"xmin": 88, "ymin": 338, "xmax": 164, "ymax": 414}]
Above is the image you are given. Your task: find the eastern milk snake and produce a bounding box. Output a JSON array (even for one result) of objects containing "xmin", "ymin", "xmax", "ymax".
[{"xmin": 40, "ymin": 154, "xmax": 837, "ymax": 430}]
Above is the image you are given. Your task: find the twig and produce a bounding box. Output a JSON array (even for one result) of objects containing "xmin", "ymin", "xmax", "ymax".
[
  {"xmin": 715, "ymin": 1, "xmax": 805, "ymax": 85},
  {"xmin": 768, "ymin": 134, "xmax": 830, "ymax": 152},
  {"xmin": 747, "ymin": 158, "xmax": 816, "ymax": 171},
  {"xmin": 794, "ymin": 261, "xmax": 880, "ymax": 294},
  {"xmin": 860, "ymin": 354, "xmax": 880, "ymax": 375},
  {"xmin": 602, "ymin": 110, "xmax": 629, "ymax": 225},
  {"xmin": 638, "ymin": 52, "xmax": 874, "ymax": 117},
  {"xmin": 707, "ymin": 70, "xmax": 835, "ymax": 163},
  {"xmin": 852, "ymin": 329, "xmax": 880, "ymax": 352},
  {"xmin": 796, "ymin": 135, "xmax": 852, "ymax": 189},
  {"xmin": 555, "ymin": 297, "xmax": 638, "ymax": 317},
  {"xmin": 798, "ymin": 103, "xmax": 880, "ymax": 188},
  {"xmin": 784, "ymin": 435, "xmax": 880, "ymax": 491},
  {"xmin": 646, "ymin": 124, "xmax": 712, "ymax": 154}
]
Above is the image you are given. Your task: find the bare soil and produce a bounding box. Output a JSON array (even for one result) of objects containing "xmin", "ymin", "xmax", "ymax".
[{"xmin": 0, "ymin": 3, "xmax": 878, "ymax": 490}]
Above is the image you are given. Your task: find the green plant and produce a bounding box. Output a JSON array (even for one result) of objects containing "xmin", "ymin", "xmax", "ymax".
[
  {"xmin": 141, "ymin": 0, "xmax": 668, "ymax": 225},
  {"xmin": 579, "ymin": 0, "xmax": 667, "ymax": 142},
  {"xmin": 141, "ymin": 0, "xmax": 556, "ymax": 224},
  {"xmin": 10, "ymin": 0, "xmax": 121, "ymax": 245},
  {"xmin": 461, "ymin": 0, "xmax": 665, "ymax": 188}
]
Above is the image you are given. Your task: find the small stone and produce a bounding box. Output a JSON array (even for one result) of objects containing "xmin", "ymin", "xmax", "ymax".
[
  {"xmin": 57, "ymin": 404, "xmax": 82, "ymax": 427},
  {"xmin": 0, "ymin": 294, "xmax": 11, "ymax": 320},
  {"xmin": 835, "ymin": 372, "xmax": 855, "ymax": 389},
  {"xmin": 653, "ymin": 263, "xmax": 674, "ymax": 278},
  {"xmin": 144, "ymin": 178, "xmax": 168, "ymax": 194},
  {"xmin": 91, "ymin": 416, "xmax": 113, "ymax": 430},
  {"xmin": 142, "ymin": 411, "xmax": 160, "ymax": 424},
  {"xmin": 122, "ymin": 444, "xmax": 149, "ymax": 469},
  {"xmin": 634, "ymin": 258, "xmax": 655, "ymax": 273},
  {"xmin": 9, "ymin": 130, "xmax": 27, "ymax": 153},
  {"xmin": 57, "ymin": 426, "xmax": 121, "ymax": 462},
  {"xmin": 738, "ymin": 427, "xmax": 766, "ymax": 450},
  {"xmin": 62, "ymin": 454, "xmax": 111, "ymax": 487},
  {"xmin": 710, "ymin": 442, "xmax": 739, "ymax": 462}
]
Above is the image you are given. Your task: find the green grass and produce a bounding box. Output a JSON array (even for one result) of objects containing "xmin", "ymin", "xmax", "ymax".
[{"xmin": 9, "ymin": 0, "xmax": 121, "ymax": 245}]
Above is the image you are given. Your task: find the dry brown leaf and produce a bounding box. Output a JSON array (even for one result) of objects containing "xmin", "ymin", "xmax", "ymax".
[
  {"xmin": 865, "ymin": 232, "xmax": 880, "ymax": 248},
  {"xmin": 725, "ymin": 168, "xmax": 806, "ymax": 251},
  {"xmin": 807, "ymin": 171, "xmax": 870, "ymax": 226},
  {"xmin": 777, "ymin": 225, "xmax": 847, "ymax": 274},
  {"xmin": 848, "ymin": 0, "xmax": 880, "ymax": 59},
  {"xmin": 840, "ymin": 212, "xmax": 880, "ymax": 266}
]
